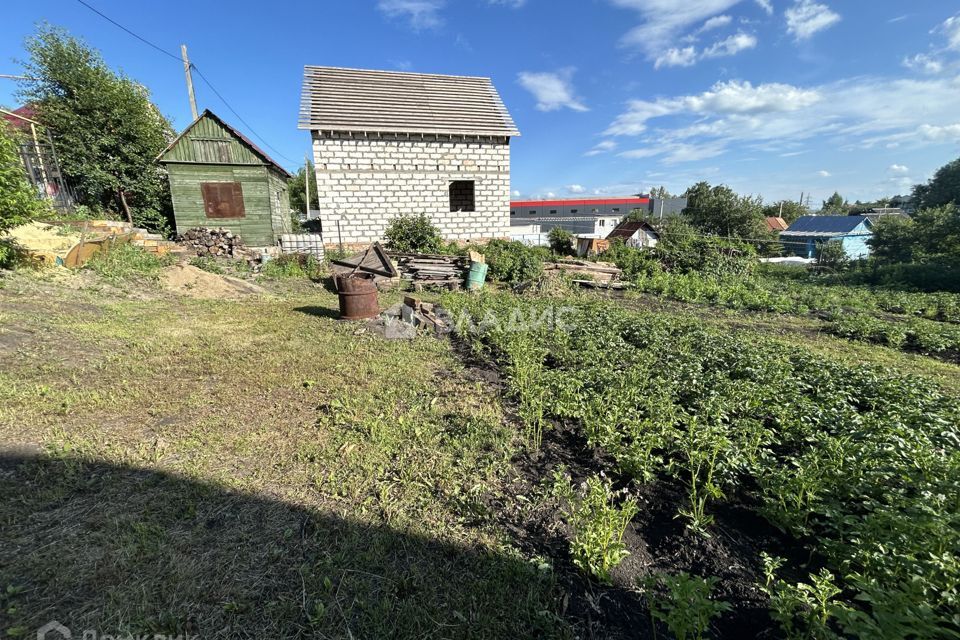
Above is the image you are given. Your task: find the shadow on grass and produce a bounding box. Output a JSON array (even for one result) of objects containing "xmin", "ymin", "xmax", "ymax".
[
  {"xmin": 293, "ymin": 305, "xmax": 342, "ymax": 320},
  {"xmin": 0, "ymin": 453, "xmax": 563, "ymax": 639}
]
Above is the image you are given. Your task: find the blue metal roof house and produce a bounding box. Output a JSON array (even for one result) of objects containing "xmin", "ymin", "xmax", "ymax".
[{"xmin": 779, "ymin": 215, "xmax": 873, "ymax": 260}]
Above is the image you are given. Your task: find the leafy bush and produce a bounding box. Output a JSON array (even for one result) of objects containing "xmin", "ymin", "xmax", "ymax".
[
  {"xmin": 645, "ymin": 572, "xmax": 731, "ymax": 640},
  {"xmin": 479, "ymin": 240, "xmax": 546, "ymax": 284},
  {"xmin": 547, "ymin": 227, "xmax": 574, "ymax": 256},
  {"xmin": 557, "ymin": 475, "xmax": 639, "ymax": 584},
  {"xmin": 84, "ymin": 243, "xmax": 173, "ymax": 280},
  {"xmin": 1, "ymin": 123, "xmax": 49, "ymax": 235},
  {"xmin": 815, "ymin": 240, "xmax": 849, "ymax": 271},
  {"xmin": 260, "ymin": 253, "xmax": 323, "ymax": 279},
  {"xmin": 383, "ymin": 213, "xmax": 443, "ymax": 254}
]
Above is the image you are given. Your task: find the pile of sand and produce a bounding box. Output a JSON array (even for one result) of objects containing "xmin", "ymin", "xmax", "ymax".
[
  {"xmin": 160, "ymin": 264, "xmax": 266, "ymax": 299},
  {"xmin": 8, "ymin": 222, "xmax": 82, "ymax": 260}
]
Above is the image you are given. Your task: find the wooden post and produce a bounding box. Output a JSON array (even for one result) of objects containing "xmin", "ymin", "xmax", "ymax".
[
  {"xmin": 181, "ymin": 44, "xmax": 198, "ymax": 120},
  {"xmin": 304, "ymin": 153, "xmax": 311, "ymax": 218}
]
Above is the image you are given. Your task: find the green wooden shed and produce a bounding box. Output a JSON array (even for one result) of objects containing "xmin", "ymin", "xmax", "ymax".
[{"xmin": 157, "ymin": 109, "xmax": 292, "ymax": 247}]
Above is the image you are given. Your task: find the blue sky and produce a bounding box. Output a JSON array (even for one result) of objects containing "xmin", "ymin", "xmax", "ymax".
[{"xmin": 2, "ymin": 1, "xmax": 960, "ymax": 206}]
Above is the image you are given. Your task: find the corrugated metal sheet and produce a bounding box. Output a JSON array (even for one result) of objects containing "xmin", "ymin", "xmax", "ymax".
[
  {"xmin": 781, "ymin": 215, "xmax": 871, "ymax": 236},
  {"xmin": 298, "ymin": 66, "xmax": 519, "ymax": 137},
  {"xmin": 765, "ymin": 216, "xmax": 788, "ymax": 232},
  {"xmin": 606, "ymin": 220, "xmax": 657, "ymax": 241}
]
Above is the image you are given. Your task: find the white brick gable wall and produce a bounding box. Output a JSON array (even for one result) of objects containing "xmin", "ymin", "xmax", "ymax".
[{"xmin": 311, "ymin": 131, "xmax": 511, "ymax": 245}]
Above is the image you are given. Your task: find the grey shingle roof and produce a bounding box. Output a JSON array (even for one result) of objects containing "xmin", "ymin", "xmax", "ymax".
[{"xmin": 298, "ymin": 66, "xmax": 520, "ymax": 137}]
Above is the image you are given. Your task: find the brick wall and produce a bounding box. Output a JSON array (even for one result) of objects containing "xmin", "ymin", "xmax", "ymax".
[{"xmin": 311, "ymin": 131, "xmax": 511, "ymax": 245}]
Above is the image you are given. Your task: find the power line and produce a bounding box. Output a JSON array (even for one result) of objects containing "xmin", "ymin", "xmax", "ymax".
[
  {"xmin": 74, "ymin": 0, "xmax": 180, "ymax": 62},
  {"xmin": 72, "ymin": 0, "xmax": 297, "ymax": 167}
]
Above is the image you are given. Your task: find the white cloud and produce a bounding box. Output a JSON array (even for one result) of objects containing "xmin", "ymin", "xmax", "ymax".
[
  {"xmin": 655, "ymin": 46, "xmax": 698, "ymax": 68},
  {"xmin": 902, "ymin": 53, "xmax": 944, "ymax": 74},
  {"xmin": 517, "ymin": 68, "xmax": 589, "ymax": 112},
  {"xmin": 566, "ymin": 184, "xmax": 586, "ymax": 193},
  {"xmin": 612, "ymin": 0, "xmax": 742, "ymax": 58},
  {"xmin": 699, "ymin": 14, "xmax": 733, "ymax": 32},
  {"xmin": 817, "ymin": 170, "xmax": 831, "ymax": 177},
  {"xmin": 889, "ymin": 164, "xmax": 909, "ymax": 174},
  {"xmin": 702, "ymin": 32, "xmax": 758, "ymax": 58},
  {"xmin": 937, "ymin": 13, "xmax": 960, "ymax": 51},
  {"xmin": 487, "ymin": 0, "xmax": 526, "ymax": 7},
  {"xmin": 511, "ymin": 190, "xmax": 521, "ymax": 197},
  {"xmin": 785, "ymin": 0, "xmax": 840, "ymax": 40},
  {"xmin": 603, "ymin": 74, "xmax": 960, "ymax": 165},
  {"xmin": 585, "ymin": 140, "xmax": 619, "ymax": 156},
  {"xmin": 918, "ymin": 123, "xmax": 960, "ymax": 141},
  {"xmin": 377, "ymin": 0, "xmax": 444, "ymax": 29},
  {"xmin": 755, "ymin": 0, "xmax": 773, "ymax": 15}
]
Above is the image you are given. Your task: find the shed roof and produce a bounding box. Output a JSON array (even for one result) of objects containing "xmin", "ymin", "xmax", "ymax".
[
  {"xmin": 298, "ymin": 66, "xmax": 519, "ymax": 137},
  {"xmin": 781, "ymin": 215, "xmax": 871, "ymax": 237},
  {"xmin": 765, "ymin": 216, "xmax": 788, "ymax": 232},
  {"xmin": 606, "ymin": 219, "xmax": 658, "ymax": 241},
  {"xmin": 157, "ymin": 109, "xmax": 292, "ymax": 178}
]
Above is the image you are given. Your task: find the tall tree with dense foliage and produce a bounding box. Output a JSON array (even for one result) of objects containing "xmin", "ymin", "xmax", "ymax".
[
  {"xmin": 762, "ymin": 200, "xmax": 808, "ymax": 224},
  {"xmin": 820, "ymin": 191, "xmax": 848, "ymax": 215},
  {"xmin": 18, "ymin": 25, "xmax": 174, "ymax": 231},
  {"xmin": 912, "ymin": 156, "xmax": 960, "ymax": 209},
  {"xmin": 288, "ymin": 160, "xmax": 320, "ymax": 216},
  {"xmin": 868, "ymin": 204, "xmax": 959, "ymax": 264},
  {"xmin": 682, "ymin": 181, "xmax": 765, "ymax": 239}
]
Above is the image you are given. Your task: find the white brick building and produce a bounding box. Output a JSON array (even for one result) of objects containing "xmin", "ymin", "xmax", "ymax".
[{"xmin": 298, "ymin": 66, "xmax": 520, "ymax": 245}]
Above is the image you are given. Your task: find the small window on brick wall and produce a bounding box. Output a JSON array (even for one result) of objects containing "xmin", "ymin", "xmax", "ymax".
[
  {"xmin": 201, "ymin": 182, "xmax": 246, "ymax": 219},
  {"xmin": 449, "ymin": 180, "xmax": 475, "ymax": 212}
]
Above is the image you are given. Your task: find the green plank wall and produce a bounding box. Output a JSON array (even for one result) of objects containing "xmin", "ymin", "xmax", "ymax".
[
  {"xmin": 160, "ymin": 113, "xmax": 291, "ymax": 247},
  {"xmin": 167, "ymin": 164, "xmax": 275, "ymax": 246}
]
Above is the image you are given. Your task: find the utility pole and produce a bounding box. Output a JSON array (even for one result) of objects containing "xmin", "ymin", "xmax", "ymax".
[{"xmin": 181, "ymin": 44, "xmax": 198, "ymax": 120}]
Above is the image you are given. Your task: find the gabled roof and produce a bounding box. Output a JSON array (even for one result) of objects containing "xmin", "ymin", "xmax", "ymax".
[
  {"xmin": 765, "ymin": 216, "xmax": 788, "ymax": 232},
  {"xmin": 157, "ymin": 109, "xmax": 292, "ymax": 178},
  {"xmin": 298, "ymin": 66, "xmax": 520, "ymax": 137},
  {"xmin": 781, "ymin": 215, "xmax": 872, "ymax": 236},
  {"xmin": 606, "ymin": 219, "xmax": 658, "ymax": 241}
]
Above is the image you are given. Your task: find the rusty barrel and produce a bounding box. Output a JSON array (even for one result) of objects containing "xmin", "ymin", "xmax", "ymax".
[{"xmin": 335, "ymin": 273, "xmax": 380, "ymax": 320}]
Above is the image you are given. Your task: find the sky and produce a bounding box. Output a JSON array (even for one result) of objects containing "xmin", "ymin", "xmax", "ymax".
[{"xmin": 2, "ymin": 1, "xmax": 960, "ymax": 207}]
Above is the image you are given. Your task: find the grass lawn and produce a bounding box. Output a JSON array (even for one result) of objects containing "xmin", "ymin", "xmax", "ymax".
[{"xmin": 0, "ymin": 271, "xmax": 561, "ymax": 639}]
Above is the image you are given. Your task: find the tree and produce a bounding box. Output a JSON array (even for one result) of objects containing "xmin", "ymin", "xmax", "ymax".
[
  {"xmin": 288, "ymin": 160, "xmax": 319, "ymax": 217},
  {"xmin": 649, "ymin": 185, "xmax": 674, "ymax": 199},
  {"xmin": 867, "ymin": 216, "xmax": 916, "ymax": 264},
  {"xmin": 19, "ymin": 26, "xmax": 174, "ymax": 231},
  {"xmin": 912, "ymin": 156, "xmax": 960, "ymax": 209},
  {"xmin": 681, "ymin": 181, "xmax": 765, "ymax": 238},
  {"xmin": 815, "ymin": 240, "xmax": 849, "ymax": 270},
  {"xmin": 820, "ymin": 192, "xmax": 848, "ymax": 215},
  {"xmin": 762, "ymin": 200, "xmax": 808, "ymax": 224},
  {"xmin": 547, "ymin": 226, "xmax": 574, "ymax": 255},
  {"xmin": 0, "ymin": 123, "xmax": 48, "ymax": 233},
  {"xmin": 867, "ymin": 204, "xmax": 959, "ymax": 265}
]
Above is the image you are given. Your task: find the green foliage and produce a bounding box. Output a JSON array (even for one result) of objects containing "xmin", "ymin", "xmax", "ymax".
[
  {"xmin": 260, "ymin": 253, "xmax": 323, "ymax": 279},
  {"xmin": 557, "ymin": 475, "xmax": 638, "ymax": 584},
  {"xmin": 0, "ymin": 124, "xmax": 48, "ymax": 234},
  {"xmin": 188, "ymin": 256, "xmax": 225, "ymax": 274},
  {"xmin": 288, "ymin": 160, "xmax": 319, "ymax": 217},
  {"xmin": 19, "ymin": 25, "xmax": 174, "ymax": 231},
  {"xmin": 868, "ymin": 204, "xmax": 959, "ymax": 266},
  {"xmin": 645, "ymin": 572, "xmax": 731, "ymax": 640},
  {"xmin": 84, "ymin": 243, "xmax": 173, "ymax": 280},
  {"xmin": 815, "ymin": 240, "xmax": 850, "ymax": 270},
  {"xmin": 762, "ymin": 554, "xmax": 849, "ymax": 640},
  {"xmin": 547, "ymin": 226, "xmax": 574, "ymax": 256},
  {"xmin": 383, "ymin": 213, "xmax": 443, "ymax": 254},
  {"xmin": 447, "ymin": 292, "xmax": 960, "ymax": 636},
  {"xmin": 682, "ymin": 181, "xmax": 766, "ymax": 239},
  {"xmin": 649, "ymin": 185, "xmax": 674, "ymax": 199},
  {"xmin": 820, "ymin": 192, "xmax": 849, "ymax": 215},
  {"xmin": 824, "ymin": 312, "xmax": 960, "ymax": 355},
  {"xmin": 479, "ymin": 240, "xmax": 546, "ymax": 284},
  {"xmin": 912, "ymin": 156, "xmax": 960, "ymax": 209},
  {"xmin": 0, "ymin": 238, "xmax": 36, "ymax": 270}
]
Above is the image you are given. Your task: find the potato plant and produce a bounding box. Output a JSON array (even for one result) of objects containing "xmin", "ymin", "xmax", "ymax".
[{"xmin": 445, "ymin": 292, "xmax": 960, "ymax": 638}]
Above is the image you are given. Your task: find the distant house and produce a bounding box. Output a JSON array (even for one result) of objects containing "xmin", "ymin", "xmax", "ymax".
[
  {"xmin": 780, "ymin": 215, "xmax": 873, "ymax": 260},
  {"xmin": 853, "ymin": 208, "xmax": 910, "ymax": 224},
  {"xmin": 575, "ymin": 236, "xmax": 610, "ymax": 257},
  {"xmin": 606, "ymin": 219, "xmax": 659, "ymax": 249},
  {"xmin": 158, "ymin": 109, "xmax": 292, "ymax": 247},
  {"xmin": 510, "ymin": 196, "xmax": 649, "ymax": 245},
  {"xmin": 765, "ymin": 216, "xmax": 788, "ymax": 232}
]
